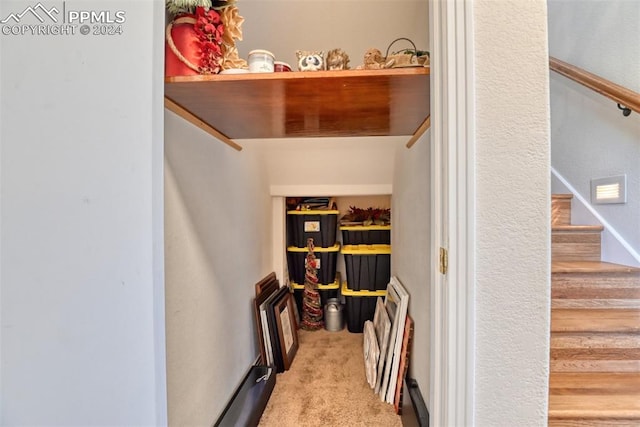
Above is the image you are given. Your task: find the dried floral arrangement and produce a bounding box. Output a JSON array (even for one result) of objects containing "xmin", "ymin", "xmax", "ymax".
[
  {"xmin": 165, "ymin": 0, "xmax": 247, "ymax": 75},
  {"xmin": 341, "ymin": 206, "xmax": 391, "ymax": 226}
]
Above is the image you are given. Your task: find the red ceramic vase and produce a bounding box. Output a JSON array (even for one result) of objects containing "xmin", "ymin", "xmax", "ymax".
[{"xmin": 165, "ymin": 14, "xmax": 200, "ymax": 77}]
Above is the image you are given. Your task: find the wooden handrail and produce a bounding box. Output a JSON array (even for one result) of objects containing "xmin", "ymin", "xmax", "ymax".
[{"xmin": 549, "ymin": 56, "xmax": 640, "ymax": 115}]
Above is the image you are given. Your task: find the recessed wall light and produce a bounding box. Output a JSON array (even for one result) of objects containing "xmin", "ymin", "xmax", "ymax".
[{"xmin": 591, "ymin": 175, "xmax": 626, "ymax": 204}]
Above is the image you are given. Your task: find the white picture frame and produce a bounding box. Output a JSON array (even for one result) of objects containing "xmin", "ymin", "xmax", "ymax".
[
  {"xmin": 373, "ymin": 297, "xmax": 391, "ymax": 394},
  {"xmin": 380, "ymin": 276, "xmax": 409, "ymax": 403},
  {"xmin": 260, "ymin": 300, "xmax": 274, "ymax": 366}
]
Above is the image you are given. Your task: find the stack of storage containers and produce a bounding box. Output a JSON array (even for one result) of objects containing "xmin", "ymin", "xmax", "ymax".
[
  {"xmin": 340, "ymin": 211, "xmax": 391, "ymax": 333},
  {"xmin": 286, "ymin": 206, "xmax": 341, "ymax": 314}
]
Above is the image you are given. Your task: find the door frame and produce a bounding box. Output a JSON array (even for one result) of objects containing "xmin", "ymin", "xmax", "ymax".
[{"xmin": 429, "ymin": 0, "xmax": 476, "ymax": 425}]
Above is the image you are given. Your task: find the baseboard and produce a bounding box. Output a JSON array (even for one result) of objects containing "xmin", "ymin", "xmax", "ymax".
[
  {"xmin": 401, "ymin": 378, "xmax": 429, "ymax": 427},
  {"xmin": 213, "ymin": 365, "xmax": 276, "ymax": 427}
]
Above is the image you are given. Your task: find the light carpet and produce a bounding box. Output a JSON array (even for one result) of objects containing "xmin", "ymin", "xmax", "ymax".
[{"xmin": 258, "ymin": 328, "xmax": 402, "ymax": 427}]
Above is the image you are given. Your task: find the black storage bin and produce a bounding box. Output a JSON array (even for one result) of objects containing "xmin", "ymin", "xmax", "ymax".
[
  {"xmin": 291, "ymin": 279, "xmax": 339, "ymax": 315},
  {"xmin": 342, "ymin": 244, "xmax": 391, "ymax": 291},
  {"xmin": 287, "ymin": 210, "xmax": 339, "ymax": 248},
  {"xmin": 342, "ymin": 281, "xmax": 386, "ymax": 333},
  {"xmin": 287, "ymin": 244, "xmax": 340, "ymax": 286},
  {"xmin": 340, "ymin": 225, "xmax": 391, "ymax": 245}
]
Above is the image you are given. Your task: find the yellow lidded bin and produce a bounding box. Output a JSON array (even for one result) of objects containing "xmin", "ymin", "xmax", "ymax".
[
  {"xmin": 341, "ymin": 280, "xmax": 386, "ymax": 333},
  {"xmin": 341, "ymin": 244, "xmax": 391, "ymax": 291}
]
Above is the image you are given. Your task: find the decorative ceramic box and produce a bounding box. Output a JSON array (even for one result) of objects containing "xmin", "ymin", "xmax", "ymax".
[{"xmin": 248, "ymin": 49, "xmax": 275, "ymax": 73}]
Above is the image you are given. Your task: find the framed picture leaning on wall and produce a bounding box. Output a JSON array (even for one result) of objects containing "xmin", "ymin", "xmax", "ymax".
[
  {"xmin": 380, "ymin": 276, "xmax": 409, "ymax": 403},
  {"xmin": 273, "ymin": 292, "xmax": 299, "ymax": 371}
]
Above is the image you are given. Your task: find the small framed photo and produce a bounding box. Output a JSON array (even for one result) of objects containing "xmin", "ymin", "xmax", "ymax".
[{"xmin": 273, "ymin": 293, "xmax": 299, "ymax": 370}]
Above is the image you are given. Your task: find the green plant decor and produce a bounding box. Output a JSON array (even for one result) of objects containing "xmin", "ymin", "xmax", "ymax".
[{"xmin": 166, "ymin": 0, "xmax": 212, "ymax": 16}]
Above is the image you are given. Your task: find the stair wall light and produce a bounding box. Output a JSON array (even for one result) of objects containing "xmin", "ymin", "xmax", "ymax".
[{"xmin": 591, "ymin": 175, "xmax": 626, "ymax": 204}]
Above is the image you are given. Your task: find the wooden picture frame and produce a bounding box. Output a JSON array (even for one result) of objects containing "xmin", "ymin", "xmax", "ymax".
[
  {"xmin": 394, "ymin": 315, "xmax": 414, "ymax": 414},
  {"xmin": 273, "ymin": 293, "xmax": 299, "ymax": 371},
  {"xmin": 253, "ymin": 273, "xmax": 279, "ymax": 365},
  {"xmin": 255, "ymin": 272, "xmax": 278, "ymax": 297}
]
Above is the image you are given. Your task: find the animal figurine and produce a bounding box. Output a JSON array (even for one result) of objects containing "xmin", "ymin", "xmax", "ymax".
[
  {"xmin": 296, "ymin": 50, "xmax": 325, "ymax": 71},
  {"xmin": 357, "ymin": 48, "xmax": 395, "ymax": 70},
  {"xmin": 326, "ymin": 48, "xmax": 350, "ymax": 70}
]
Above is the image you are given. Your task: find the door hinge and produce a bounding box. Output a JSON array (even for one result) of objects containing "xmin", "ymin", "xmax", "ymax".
[{"xmin": 439, "ymin": 247, "xmax": 448, "ymax": 275}]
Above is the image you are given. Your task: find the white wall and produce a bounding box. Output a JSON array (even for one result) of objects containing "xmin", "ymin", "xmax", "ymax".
[
  {"xmin": 0, "ymin": 0, "xmax": 166, "ymax": 424},
  {"xmin": 548, "ymin": 0, "xmax": 640, "ymax": 257},
  {"xmin": 164, "ymin": 112, "xmax": 273, "ymax": 424},
  {"xmin": 237, "ymin": 0, "xmax": 428, "ymax": 71},
  {"xmin": 244, "ymin": 137, "xmax": 403, "ymax": 196},
  {"xmin": 473, "ymin": 0, "xmax": 551, "ymax": 424},
  {"xmin": 391, "ymin": 131, "xmax": 431, "ymax": 394}
]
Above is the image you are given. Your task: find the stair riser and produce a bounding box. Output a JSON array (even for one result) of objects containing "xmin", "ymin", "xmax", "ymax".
[
  {"xmin": 551, "ymin": 309, "xmax": 640, "ymax": 333},
  {"xmin": 552, "ymin": 333, "xmax": 640, "ymax": 349},
  {"xmin": 549, "ymin": 372, "xmax": 640, "ymax": 394},
  {"xmin": 551, "ymin": 331, "xmax": 640, "ymax": 373},
  {"xmin": 552, "ymin": 273, "xmax": 640, "ymax": 300},
  {"xmin": 553, "ymin": 299, "xmax": 640, "ymax": 309},
  {"xmin": 553, "ymin": 232, "xmax": 601, "ymax": 262},
  {"xmin": 552, "ymin": 197, "xmax": 572, "ymax": 226}
]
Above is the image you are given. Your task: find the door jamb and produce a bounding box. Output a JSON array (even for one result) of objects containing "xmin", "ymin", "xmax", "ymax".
[{"xmin": 429, "ymin": 0, "xmax": 476, "ymax": 425}]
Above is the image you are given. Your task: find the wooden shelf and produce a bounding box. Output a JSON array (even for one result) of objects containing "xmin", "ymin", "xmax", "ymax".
[{"xmin": 165, "ymin": 67, "xmax": 430, "ymax": 148}]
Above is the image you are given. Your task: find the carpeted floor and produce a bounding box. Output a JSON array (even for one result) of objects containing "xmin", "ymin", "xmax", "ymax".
[{"xmin": 258, "ymin": 328, "xmax": 402, "ymax": 427}]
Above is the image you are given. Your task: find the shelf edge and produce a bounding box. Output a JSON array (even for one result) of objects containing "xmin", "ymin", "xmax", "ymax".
[{"xmin": 406, "ymin": 115, "xmax": 431, "ymax": 148}]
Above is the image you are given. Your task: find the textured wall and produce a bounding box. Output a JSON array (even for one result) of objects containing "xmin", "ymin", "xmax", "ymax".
[
  {"xmin": 548, "ymin": 0, "xmax": 640, "ymax": 257},
  {"xmin": 164, "ymin": 112, "xmax": 273, "ymax": 425},
  {"xmin": 0, "ymin": 1, "xmax": 166, "ymax": 424},
  {"xmin": 473, "ymin": 0, "xmax": 551, "ymax": 424},
  {"xmin": 391, "ymin": 131, "xmax": 431, "ymax": 397}
]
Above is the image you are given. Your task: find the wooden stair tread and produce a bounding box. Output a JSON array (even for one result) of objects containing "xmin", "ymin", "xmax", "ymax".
[
  {"xmin": 551, "ymin": 360, "xmax": 640, "ymax": 373},
  {"xmin": 552, "ymin": 261, "xmax": 640, "ymax": 274},
  {"xmin": 548, "ymin": 193, "xmax": 640, "ymax": 424},
  {"xmin": 549, "ymin": 420, "xmax": 640, "ymax": 426},
  {"xmin": 549, "ymin": 394, "xmax": 640, "ymax": 419},
  {"xmin": 552, "ymin": 194, "xmax": 574, "ymax": 199},
  {"xmin": 553, "ymin": 225, "xmax": 605, "ymax": 232}
]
